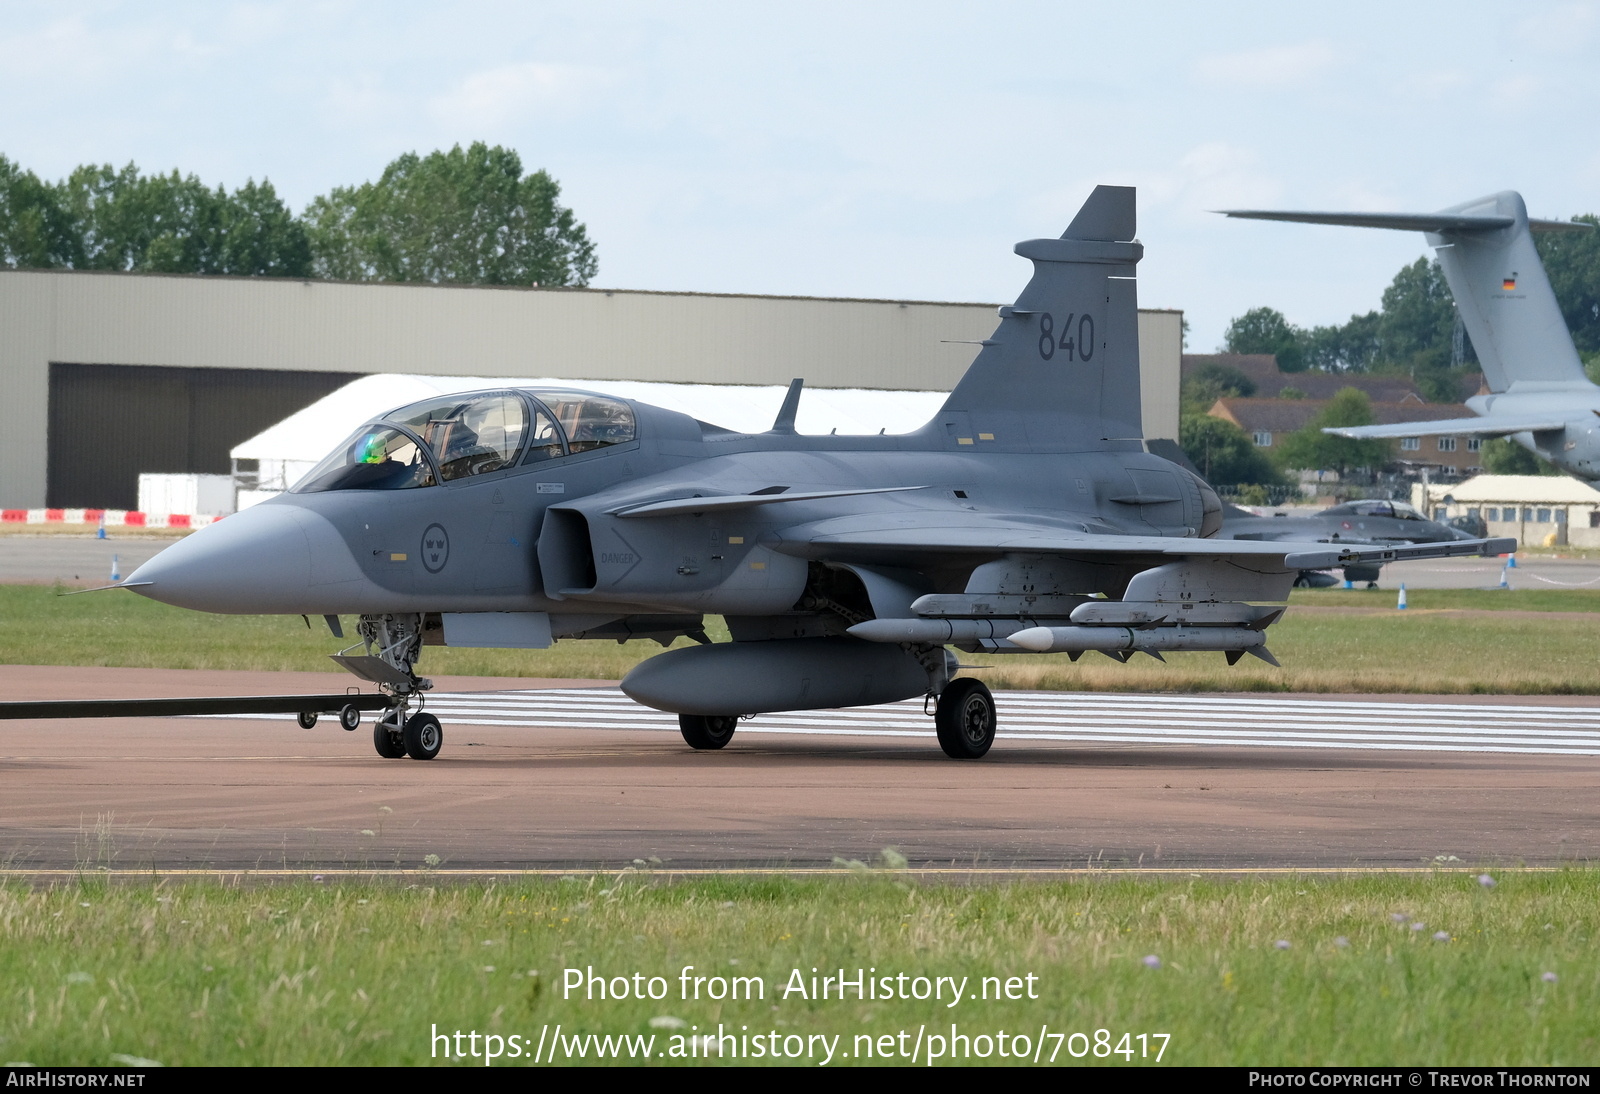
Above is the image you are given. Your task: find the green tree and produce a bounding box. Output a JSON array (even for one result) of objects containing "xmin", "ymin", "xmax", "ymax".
[
  {"xmin": 1301, "ymin": 311, "xmax": 1380, "ymax": 373},
  {"xmin": 1272, "ymin": 388, "xmax": 1392, "ymax": 474},
  {"xmin": 214, "ymin": 179, "xmax": 314, "ymax": 276},
  {"xmin": 9, "ymin": 160, "xmax": 311, "ymax": 277},
  {"xmin": 1536, "ymin": 215, "xmax": 1600, "ymax": 355},
  {"xmin": 1180, "ymin": 362, "xmax": 1256, "ymax": 411},
  {"xmin": 1222, "ymin": 307, "xmax": 1305, "ymax": 371},
  {"xmin": 1376, "ymin": 258, "xmax": 1456, "ymax": 365},
  {"xmin": 1480, "ymin": 437, "xmax": 1561, "ymax": 476},
  {"xmin": 305, "ymin": 142, "xmax": 597, "ymax": 287},
  {"xmin": 0, "ymin": 155, "xmax": 77, "ymax": 267},
  {"xmin": 1584, "ymin": 351, "xmax": 1600, "ymax": 386},
  {"xmin": 1371, "ymin": 256, "xmax": 1466, "ymax": 400},
  {"xmin": 1178, "ymin": 413, "xmax": 1282, "ymax": 485}
]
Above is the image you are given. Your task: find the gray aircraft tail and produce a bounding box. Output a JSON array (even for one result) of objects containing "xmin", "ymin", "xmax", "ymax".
[
  {"xmin": 936, "ymin": 185, "xmax": 1144, "ymax": 451},
  {"xmin": 1223, "ymin": 192, "xmax": 1592, "ymax": 394}
]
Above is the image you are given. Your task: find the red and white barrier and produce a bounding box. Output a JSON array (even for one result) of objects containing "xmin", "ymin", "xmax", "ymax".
[{"xmin": 0, "ymin": 509, "xmax": 220, "ymax": 529}]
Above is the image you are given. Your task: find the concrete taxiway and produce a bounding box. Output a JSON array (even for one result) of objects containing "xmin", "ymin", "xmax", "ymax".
[
  {"xmin": 0, "ymin": 535, "xmax": 176, "ymax": 585},
  {"xmin": 2, "ymin": 665, "xmax": 1596, "ymax": 873}
]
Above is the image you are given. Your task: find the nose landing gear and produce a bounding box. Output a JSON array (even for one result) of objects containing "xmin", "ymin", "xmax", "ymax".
[
  {"xmin": 373, "ymin": 716, "xmax": 406, "ymax": 759},
  {"xmin": 403, "ymin": 712, "xmax": 443, "ymax": 760},
  {"xmin": 331, "ymin": 613, "xmax": 447, "ymax": 761}
]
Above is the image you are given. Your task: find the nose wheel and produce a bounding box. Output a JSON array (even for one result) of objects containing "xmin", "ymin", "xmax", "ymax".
[
  {"xmin": 373, "ymin": 718, "xmax": 406, "ymax": 758},
  {"xmin": 403, "ymin": 712, "xmax": 443, "ymax": 760},
  {"xmin": 371, "ymin": 709, "xmax": 443, "ymax": 760}
]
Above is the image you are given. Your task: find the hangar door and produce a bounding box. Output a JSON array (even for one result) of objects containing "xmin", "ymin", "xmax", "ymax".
[{"xmin": 48, "ymin": 363, "xmax": 362, "ymax": 510}]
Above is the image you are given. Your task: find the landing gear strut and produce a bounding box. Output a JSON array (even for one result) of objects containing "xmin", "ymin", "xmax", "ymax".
[
  {"xmin": 331, "ymin": 613, "xmax": 445, "ymax": 760},
  {"xmin": 934, "ymin": 678, "xmax": 996, "ymax": 759}
]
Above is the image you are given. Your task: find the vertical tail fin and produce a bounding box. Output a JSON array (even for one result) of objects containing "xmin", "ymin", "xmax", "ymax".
[
  {"xmin": 1221, "ymin": 192, "xmax": 1594, "ymax": 393},
  {"xmin": 937, "ymin": 185, "xmax": 1144, "ymax": 451},
  {"xmin": 1426, "ymin": 192, "xmax": 1586, "ymax": 392}
]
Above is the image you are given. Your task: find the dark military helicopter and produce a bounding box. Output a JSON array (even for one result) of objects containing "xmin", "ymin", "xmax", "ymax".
[{"xmin": 120, "ymin": 187, "xmax": 1510, "ymax": 762}]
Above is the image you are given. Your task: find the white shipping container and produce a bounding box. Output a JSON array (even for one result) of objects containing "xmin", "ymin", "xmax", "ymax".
[{"xmin": 137, "ymin": 473, "xmax": 237, "ymax": 516}]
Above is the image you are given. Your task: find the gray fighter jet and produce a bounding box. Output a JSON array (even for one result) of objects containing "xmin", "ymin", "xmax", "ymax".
[
  {"xmin": 1145, "ymin": 443, "xmax": 1474, "ymax": 587},
  {"xmin": 1221, "ymin": 193, "xmax": 1598, "ymax": 476},
  {"xmin": 122, "ymin": 187, "xmax": 1511, "ymax": 762},
  {"xmin": 1222, "ymin": 499, "xmax": 1475, "ymax": 587}
]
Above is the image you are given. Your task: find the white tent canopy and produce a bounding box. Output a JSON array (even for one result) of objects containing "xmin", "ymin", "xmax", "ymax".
[{"xmin": 230, "ymin": 375, "xmax": 949, "ymax": 500}]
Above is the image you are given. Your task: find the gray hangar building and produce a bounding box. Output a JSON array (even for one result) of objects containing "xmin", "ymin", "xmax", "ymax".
[{"xmin": 0, "ymin": 268, "xmax": 1183, "ymax": 511}]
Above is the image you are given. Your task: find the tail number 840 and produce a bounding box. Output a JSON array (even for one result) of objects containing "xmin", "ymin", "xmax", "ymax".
[{"xmin": 1038, "ymin": 312, "xmax": 1095, "ymax": 362}]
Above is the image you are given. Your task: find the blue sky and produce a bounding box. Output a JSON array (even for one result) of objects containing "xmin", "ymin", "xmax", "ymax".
[{"xmin": 4, "ymin": 1, "xmax": 1599, "ymax": 351}]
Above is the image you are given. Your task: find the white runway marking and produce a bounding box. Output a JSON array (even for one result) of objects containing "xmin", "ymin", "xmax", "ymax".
[{"xmin": 221, "ymin": 688, "xmax": 1600, "ymax": 757}]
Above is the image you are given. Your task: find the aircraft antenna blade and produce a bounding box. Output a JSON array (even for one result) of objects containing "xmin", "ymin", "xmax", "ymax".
[{"xmin": 770, "ymin": 378, "xmax": 804, "ymax": 433}]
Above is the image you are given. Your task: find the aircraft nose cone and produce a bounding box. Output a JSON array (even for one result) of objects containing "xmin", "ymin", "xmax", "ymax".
[{"xmin": 125, "ymin": 503, "xmax": 348, "ymax": 614}]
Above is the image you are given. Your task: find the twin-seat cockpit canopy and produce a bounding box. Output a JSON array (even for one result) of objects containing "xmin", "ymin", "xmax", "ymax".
[
  {"xmin": 1321, "ymin": 500, "xmax": 1427, "ymax": 521},
  {"xmin": 296, "ymin": 389, "xmax": 637, "ymax": 493}
]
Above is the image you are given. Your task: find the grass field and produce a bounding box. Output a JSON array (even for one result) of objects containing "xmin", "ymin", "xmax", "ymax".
[
  {"xmin": 0, "ymin": 872, "xmax": 1592, "ymax": 1067},
  {"xmin": 3, "ymin": 584, "xmax": 1599, "ymax": 694}
]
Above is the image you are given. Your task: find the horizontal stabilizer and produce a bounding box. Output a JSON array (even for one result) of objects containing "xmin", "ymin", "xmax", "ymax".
[
  {"xmin": 612, "ymin": 485, "xmax": 927, "ymax": 518},
  {"xmin": 1324, "ymin": 417, "xmax": 1570, "ymax": 439},
  {"xmin": 1220, "ymin": 210, "xmax": 1590, "ymax": 234}
]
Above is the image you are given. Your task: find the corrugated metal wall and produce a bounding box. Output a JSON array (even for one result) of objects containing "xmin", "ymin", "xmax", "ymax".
[
  {"xmin": 1, "ymin": 270, "xmax": 1183, "ymax": 507},
  {"xmin": 47, "ymin": 364, "xmax": 360, "ymax": 509}
]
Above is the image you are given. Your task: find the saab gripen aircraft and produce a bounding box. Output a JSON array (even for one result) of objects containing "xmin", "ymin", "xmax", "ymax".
[
  {"xmin": 1149, "ymin": 445, "xmax": 1474, "ymax": 587},
  {"xmin": 104, "ymin": 187, "xmax": 1511, "ymax": 762},
  {"xmin": 1220, "ymin": 499, "xmax": 1476, "ymax": 588},
  {"xmin": 1220, "ymin": 192, "xmax": 1598, "ymax": 474}
]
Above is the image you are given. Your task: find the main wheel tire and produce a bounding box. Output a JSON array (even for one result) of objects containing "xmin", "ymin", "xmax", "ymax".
[
  {"xmin": 935, "ymin": 678, "xmax": 996, "ymax": 759},
  {"xmin": 679, "ymin": 713, "xmax": 738, "ymax": 750},
  {"xmin": 296, "ymin": 711, "xmax": 318, "ymax": 729},
  {"xmin": 403, "ymin": 712, "xmax": 443, "ymax": 760},
  {"xmin": 339, "ymin": 704, "xmax": 362, "ymax": 731},
  {"xmin": 373, "ymin": 720, "xmax": 406, "ymax": 758}
]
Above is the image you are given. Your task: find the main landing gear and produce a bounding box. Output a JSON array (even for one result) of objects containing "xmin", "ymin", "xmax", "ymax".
[
  {"xmin": 674, "ymin": 681, "xmax": 998, "ymax": 761},
  {"xmin": 934, "ymin": 678, "xmax": 997, "ymax": 759},
  {"xmin": 679, "ymin": 713, "xmax": 739, "ymax": 750},
  {"xmin": 329, "ymin": 613, "xmax": 445, "ymax": 761}
]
